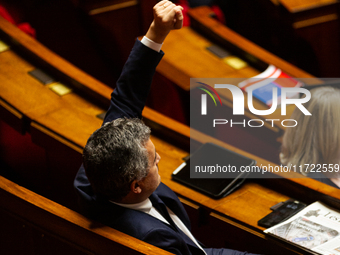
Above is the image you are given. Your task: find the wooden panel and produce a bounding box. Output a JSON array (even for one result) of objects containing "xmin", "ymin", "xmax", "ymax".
[
  {"xmin": 0, "ymin": 98, "xmax": 25, "ymax": 134},
  {"xmin": 29, "ymin": 122, "xmax": 83, "ymax": 210},
  {"xmin": 0, "ymin": 175, "xmax": 173, "ymax": 255},
  {"xmin": 279, "ymin": 0, "xmax": 340, "ymax": 77},
  {"xmin": 79, "ymin": 0, "xmax": 158, "ymax": 75},
  {"xmin": 256, "ymin": 0, "xmax": 340, "ymax": 77},
  {"xmin": 0, "ymin": 120, "xmax": 49, "ymax": 195},
  {"xmin": 81, "ymin": 2, "xmax": 141, "ymax": 72},
  {"xmin": 293, "ymin": 14, "xmax": 340, "ymax": 78}
]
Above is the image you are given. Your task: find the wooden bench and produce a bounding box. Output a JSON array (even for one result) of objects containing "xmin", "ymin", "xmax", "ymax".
[{"xmin": 0, "ymin": 175, "xmax": 173, "ymax": 255}]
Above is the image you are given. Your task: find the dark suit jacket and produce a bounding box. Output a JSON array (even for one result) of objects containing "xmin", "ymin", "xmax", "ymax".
[{"xmin": 74, "ymin": 40, "xmax": 257, "ymax": 255}]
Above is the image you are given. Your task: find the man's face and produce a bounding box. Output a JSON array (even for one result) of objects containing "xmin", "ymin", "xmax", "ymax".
[{"xmin": 139, "ymin": 139, "xmax": 161, "ymax": 196}]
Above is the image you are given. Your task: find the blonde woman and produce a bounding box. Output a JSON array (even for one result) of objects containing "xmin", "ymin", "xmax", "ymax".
[{"xmin": 280, "ymin": 86, "xmax": 340, "ymax": 188}]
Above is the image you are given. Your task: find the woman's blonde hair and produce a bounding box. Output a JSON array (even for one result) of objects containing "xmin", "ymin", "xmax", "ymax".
[{"xmin": 280, "ymin": 86, "xmax": 340, "ymax": 176}]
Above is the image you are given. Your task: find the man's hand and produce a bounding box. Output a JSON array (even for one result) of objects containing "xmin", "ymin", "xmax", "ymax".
[{"xmin": 145, "ymin": 0, "xmax": 183, "ymax": 44}]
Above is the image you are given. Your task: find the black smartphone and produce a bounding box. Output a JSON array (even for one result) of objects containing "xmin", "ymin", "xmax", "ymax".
[{"xmin": 258, "ymin": 199, "xmax": 307, "ymax": 228}]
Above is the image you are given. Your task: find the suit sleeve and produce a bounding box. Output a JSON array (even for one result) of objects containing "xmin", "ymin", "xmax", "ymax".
[
  {"xmin": 143, "ymin": 228, "xmax": 201, "ymax": 255},
  {"xmin": 103, "ymin": 39, "xmax": 164, "ymax": 123}
]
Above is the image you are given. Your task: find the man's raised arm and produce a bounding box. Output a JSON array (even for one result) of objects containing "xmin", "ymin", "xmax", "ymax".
[
  {"xmin": 74, "ymin": 1, "xmax": 183, "ymax": 217},
  {"xmin": 103, "ymin": 0, "xmax": 183, "ymax": 123}
]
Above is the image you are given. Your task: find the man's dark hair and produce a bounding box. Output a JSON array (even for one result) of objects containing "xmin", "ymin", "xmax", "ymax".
[{"xmin": 83, "ymin": 118, "xmax": 151, "ymax": 201}]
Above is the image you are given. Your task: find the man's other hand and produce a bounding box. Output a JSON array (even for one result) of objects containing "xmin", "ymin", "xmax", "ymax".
[{"xmin": 145, "ymin": 0, "xmax": 183, "ymax": 44}]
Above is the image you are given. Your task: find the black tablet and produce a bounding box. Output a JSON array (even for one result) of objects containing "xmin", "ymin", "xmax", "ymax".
[{"xmin": 172, "ymin": 143, "xmax": 256, "ymax": 199}]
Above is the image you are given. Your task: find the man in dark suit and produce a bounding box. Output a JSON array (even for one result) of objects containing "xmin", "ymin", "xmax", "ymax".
[{"xmin": 74, "ymin": 1, "xmax": 260, "ymax": 254}]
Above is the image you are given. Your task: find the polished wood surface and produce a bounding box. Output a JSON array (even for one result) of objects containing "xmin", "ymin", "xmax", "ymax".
[
  {"xmin": 0, "ymin": 175, "xmax": 173, "ymax": 255},
  {"xmin": 279, "ymin": 0, "xmax": 339, "ymax": 12},
  {"xmin": 1, "ymin": 14, "xmax": 340, "ymax": 255},
  {"xmin": 0, "ymin": 50, "xmax": 104, "ymax": 151},
  {"xmin": 158, "ymin": 27, "xmax": 260, "ymax": 91}
]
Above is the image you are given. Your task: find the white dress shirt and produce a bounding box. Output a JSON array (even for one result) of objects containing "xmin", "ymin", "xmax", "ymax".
[{"xmin": 141, "ymin": 36, "xmax": 163, "ymax": 52}]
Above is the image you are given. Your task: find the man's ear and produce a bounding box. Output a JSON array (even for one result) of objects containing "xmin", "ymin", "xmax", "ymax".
[{"xmin": 130, "ymin": 180, "xmax": 142, "ymax": 194}]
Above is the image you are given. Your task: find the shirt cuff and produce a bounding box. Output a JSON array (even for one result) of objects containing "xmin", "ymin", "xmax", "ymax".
[{"xmin": 141, "ymin": 36, "xmax": 163, "ymax": 52}]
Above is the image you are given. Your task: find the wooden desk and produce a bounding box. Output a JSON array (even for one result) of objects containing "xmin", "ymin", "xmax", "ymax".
[
  {"xmin": 157, "ymin": 6, "xmax": 316, "ymax": 129},
  {"xmin": 1, "ymin": 15, "xmax": 340, "ymax": 255},
  {"xmin": 159, "ymin": 8, "xmax": 313, "ymax": 91},
  {"xmin": 154, "ymin": 6, "xmax": 321, "ymax": 163},
  {"xmin": 158, "ymin": 27, "xmax": 287, "ymax": 128}
]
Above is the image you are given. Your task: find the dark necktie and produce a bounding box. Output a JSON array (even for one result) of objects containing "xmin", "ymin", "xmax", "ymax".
[{"xmin": 149, "ymin": 194, "xmax": 178, "ymax": 230}]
